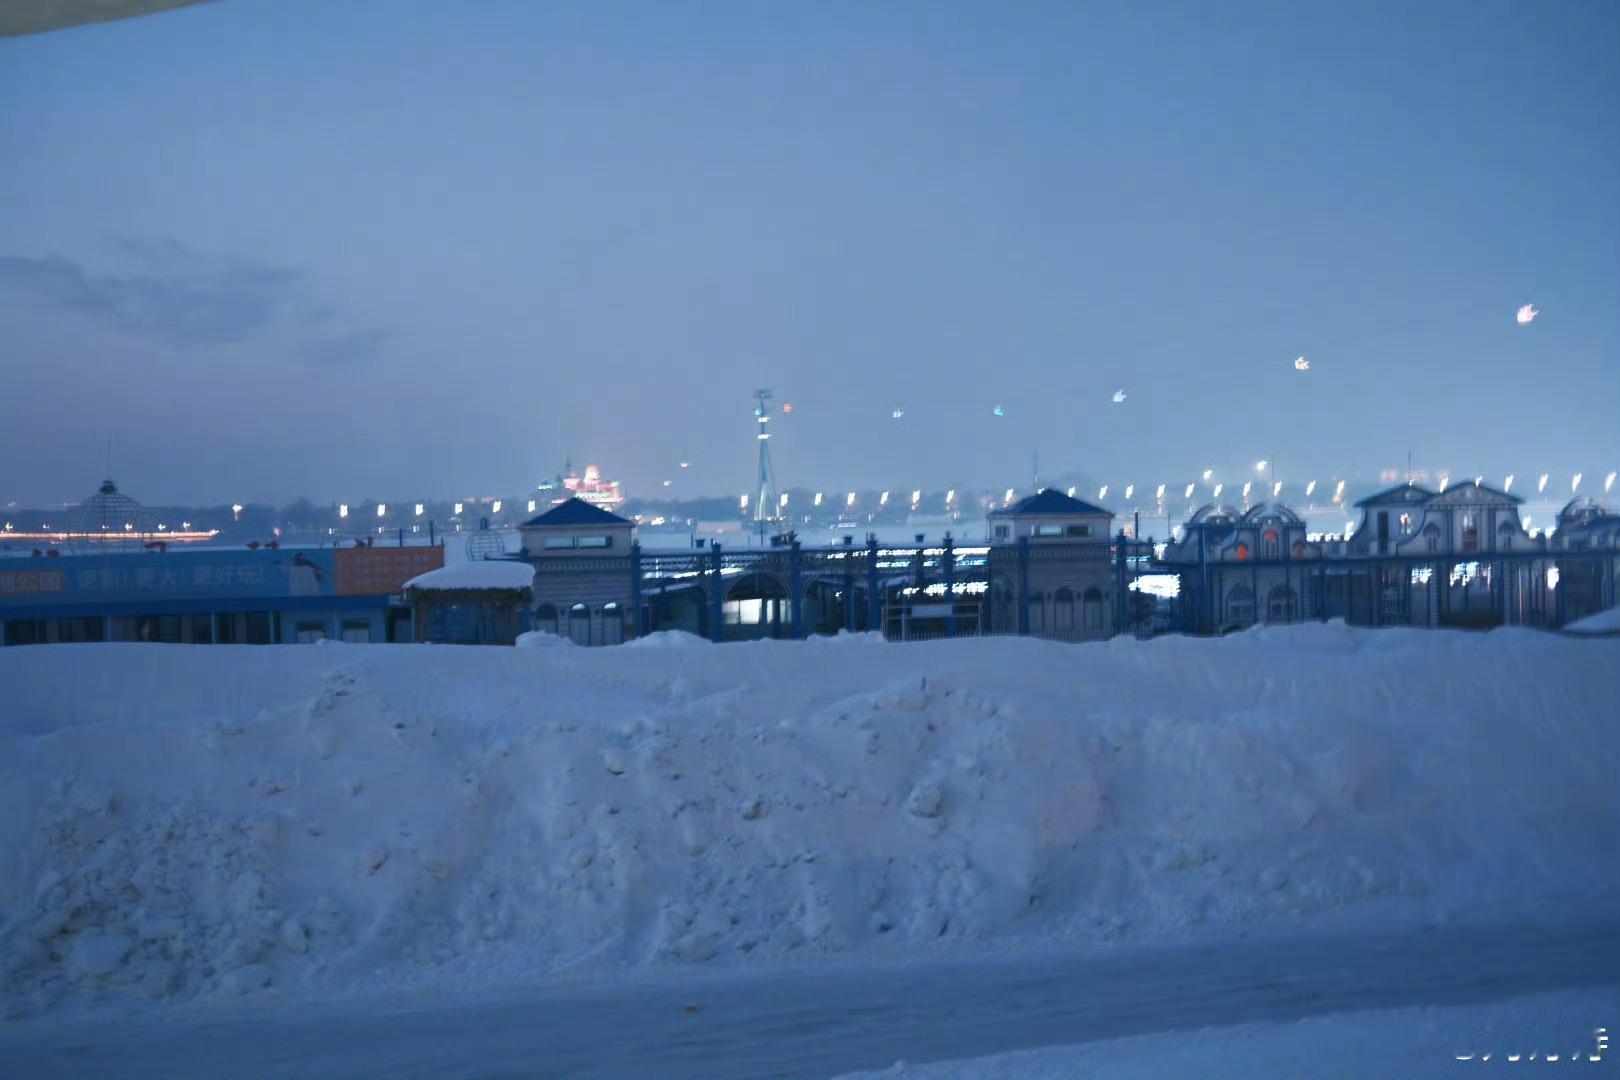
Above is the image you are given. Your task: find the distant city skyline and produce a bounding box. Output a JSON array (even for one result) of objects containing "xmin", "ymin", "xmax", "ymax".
[{"xmin": 2, "ymin": 0, "xmax": 1616, "ymax": 506}]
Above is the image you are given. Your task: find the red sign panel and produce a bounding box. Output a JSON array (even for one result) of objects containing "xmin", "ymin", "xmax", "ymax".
[{"xmin": 334, "ymin": 546, "xmax": 445, "ymax": 596}]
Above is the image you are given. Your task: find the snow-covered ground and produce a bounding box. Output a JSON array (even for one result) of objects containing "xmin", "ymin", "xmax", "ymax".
[
  {"xmin": 0, "ymin": 623, "xmax": 1614, "ymax": 1073},
  {"xmin": 834, "ymin": 987, "xmax": 1619, "ymax": 1080}
]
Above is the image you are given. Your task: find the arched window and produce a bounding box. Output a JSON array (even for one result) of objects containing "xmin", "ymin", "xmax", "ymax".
[
  {"xmin": 1266, "ymin": 586, "xmax": 1297, "ymax": 622},
  {"xmin": 1082, "ymin": 586, "xmax": 1105, "ymax": 631},
  {"xmin": 567, "ymin": 602, "xmax": 591, "ymax": 646},
  {"xmin": 600, "ymin": 601, "xmax": 624, "ymax": 645},
  {"xmin": 1293, "ymin": 543, "xmax": 1305, "ymax": 558},
  {"xmin": 1053, "ymin": 587, "xmax": 1075, "ymax": 632},
  {"xmin": 534, "ymin": 603, "xmax": 558, "ymax": 635},
  {"xmin": 1027, "ymin": 591, "xmax": 1045, "ymax": 634},
  {"xmin": 1235, "ymin": 543, "xmax": 1249, "ymax": 561},
  {"xmin": 1263, "ymin": 530, "xmax": 1279, "ymax": 559},
  {"xmin": 1226, "ymin": 586, "xmax": 1255, "ymax": 627}
]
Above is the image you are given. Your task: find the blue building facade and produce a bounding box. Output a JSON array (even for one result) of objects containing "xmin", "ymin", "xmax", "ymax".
[{"xmin": 0, "ymin": 544, "xmax": 443, "ymax": 646}]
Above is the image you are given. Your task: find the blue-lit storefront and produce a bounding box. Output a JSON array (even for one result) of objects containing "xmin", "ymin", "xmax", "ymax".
[{"xmin": 0, "ymin": 545, "xmax": 443, "ymax": 646}]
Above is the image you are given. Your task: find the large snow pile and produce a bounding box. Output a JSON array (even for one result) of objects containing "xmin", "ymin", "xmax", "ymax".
[{"xmin": 0, "ymin": 625, "xmax": 1615, "ymax": 1016}]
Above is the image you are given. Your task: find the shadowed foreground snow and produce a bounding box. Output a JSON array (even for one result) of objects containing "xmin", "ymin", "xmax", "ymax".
[
  {"xmin": 833, "ymin": 987, "xmax": 1620, "ymax": 1080},
  {"xmin": 0, "ymin": 623, "xmax": 1615, "ymax": 1019}
]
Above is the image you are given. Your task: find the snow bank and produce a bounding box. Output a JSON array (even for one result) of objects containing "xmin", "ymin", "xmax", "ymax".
[
  {"xmin": 402, "ymin": 560, "xmax": 533, "ymax": 591},
  {"xmin": 1, "ymin": 626, "xmax": 1615, "ymax": 1015},
  {"xmin": 514, "ymin": 630, "xmax": 573, "ymax": 648},
  {"xmin": 834, "ymin": 987, "xmax": 1620, "ymax": 1080},
  {"xmin": 1565, "ymin": 604, "xmax": 1620, "ymax": 635}
]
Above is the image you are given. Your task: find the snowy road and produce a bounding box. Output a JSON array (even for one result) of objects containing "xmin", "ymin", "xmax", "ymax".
[{"xmin": 4, "ymin": 919, "xmax": 1615, "ymax": 1079}]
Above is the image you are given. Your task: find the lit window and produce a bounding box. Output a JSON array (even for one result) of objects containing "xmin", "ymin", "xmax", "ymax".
[
  {"xmin": 577, "ymin": 535, "xmax": 611, "ymax": 548},
  {"xmin": 1235, "ymin": 543, "xmax": 1249, "ymax": 561},
  {"xmin": 1035, "ymin": 525, "xmax": 1064, "ymax": 538}
]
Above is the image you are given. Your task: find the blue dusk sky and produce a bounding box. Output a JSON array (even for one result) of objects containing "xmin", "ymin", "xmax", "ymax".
[{"xmin": 1, "ymin": 0, "xmax": 1616, "ymax": 506}]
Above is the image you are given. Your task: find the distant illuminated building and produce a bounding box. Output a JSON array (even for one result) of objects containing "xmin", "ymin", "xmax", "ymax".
[{"xmin": 543, "ymin": 460, "xmax": 624, "ymax": 511}]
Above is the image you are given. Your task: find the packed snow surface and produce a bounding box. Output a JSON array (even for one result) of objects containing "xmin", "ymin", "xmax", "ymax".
[
  {"xmin": 0, "ymin": 624, "xmax": 1614, "ymax": 1018},
  {"xmin": 401, "ymin": 560, "xmax": 534, "ymax": 591}
]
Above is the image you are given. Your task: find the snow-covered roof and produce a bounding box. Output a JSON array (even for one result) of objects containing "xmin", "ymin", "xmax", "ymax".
[
  {"xmin": 1353, "ymin": 483, "xmax": 1436, "ymax": 509},
  {"xmin": 989, "ymin": 488, "xmax": 1111, "ymax": 517},
  {"xmin": 1186, "ymin": 504, "xmax": 1241, "ymax": 526},
  {"xmin": 1558, "ymin": 497, "xmax": 1613, "ymax": 525},
  {"xmin": 404, "ymin": 560, "xmax": 534, "ymax": 592},
  {"xmin": 521, "ymin": 498, "xmax": 631, "ymax": 528},
  {"xmin": 1239, "ymin": 503, "xmax": 1303, "ymax": 527}
]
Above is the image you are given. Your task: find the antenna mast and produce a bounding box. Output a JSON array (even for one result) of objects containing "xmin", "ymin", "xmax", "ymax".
[{"xmin": 752, "ymin": 389, "xmax": 780, "ymax": 544}]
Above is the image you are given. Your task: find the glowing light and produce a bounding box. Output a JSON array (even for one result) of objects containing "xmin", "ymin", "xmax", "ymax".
[
  {"xmin": 814, "ymin": 492, "xmax": 823, "ymax": 506},
  {"xmin": 1256, "ymin": 460, "xmax": 1268, "ymax": 472},
  {"xmin": 946, "ymin": 489, "xmax": 956, "ymax": 503},
  {"xmin": 1294, "ymin": 356, "xmax": 1310, "ymax": 371},
  {"xmin": 1473, "ymin": 477, "xmax": 1482, "ymax": 488},
  {"xmin": 1538, "ymin": 474, "xmax": 1548, "ymax": 493},
  {"xmin": 339, "ymin": 504, "xmax": 349, "ymax": 519},
  {"xmin": 892, "ymin": 408, "xmax": 905, "ymax": 419},
  {"xmin": 1503, "ymin": 475, "xmax": 1514, "ymax": 493},
  {"xmin": 740, "ymin": 495, "xmax": 749, "ymax": 510},
  {"xmin": 779, "ymin": 493, "xmax": 789, "ymax": 508},
  {"xmin": 1306, "ymin": 480, "xmax": 1317, "ymax": 497},
  {"xmin": 1184, "ymin": 483, "xmax": 1195, "ymax": 498},
  {"xmin": 377, "ymin": 504, "xmax": 387, "ymax": 517},
  {"xmin": 1241, "ymin": 482, "xmax": 1252, "ymax": 499},
  {"xmin": 1516, "ymin": 304, "xmax": 1538, "ymax": 325},
  {"xmin": 1067, "ymin": 486, "xmax": 1076, "ymax": 497},
  {"xmin": 1125, "ymin": 484, "xmax": 1134, "ymax": 499},
  {"xmin": 1335, "ymin": 480, "xmax": 1345, "ymax": 494},
  {"xmin": 527, "ymin": 500, "xmax": 536, "ymax": 512},
  {"xmin": 1546, "ymin": 566, "xmax": 1560, "ymax": 590},
  {"xmin": 1606, "ymin": 472, "xmax": 1616, "ymax": 493},
  {"xmin": 782, "ymin": 403, "xmax": 794, "ymax": 413},
  {"xmin": 1438, "ymin": 475, "xmax": 1450, "ymax": 493},
  {"xmin": 1004, "ymin": 488, "xmax": 1015, "ymax": 504},
  {"xmin": 846, "ymin": 492, "xmax": 856, "ymax": 507},
  {"xmin": 1202, "ymin": 469, "xmax": 1213, "ymax": 481},
  {"xmin": 1156, "ymin": 484, "xmax": 1166, "ymax": 499},
  {"xmin": 415, "ymin": 503, "xmax": 424, "ymax": 516},
  {"xmin": 880, "ymin": 491, "xmax": 890, "ymax": 505},
  {"xmin": 231, "ymin": 503, "xmax": 243, "ymax": 521},
  {"xmin": 1098, "ymin": 485, "xmax": 1108, "ymax": 499},
  {"xmin": 454, "ymin": 502, "xmax": 464, "ymax": 515},
  {"xmin": 1273, "ymin": 481, "xmax": 1283, "ymax": 497},
  {"xmin": 492, "ymin": 500, "xmax": 502, "ymax": 513},
  {"xmin": 993, "ymin": 404, "xmax": 1006, "ymax": 417},
  {"xmin": 1572, "ymin": 472, "xmax": 1582, "ymax": 492},
  {"xmin": 1213, "ymin": 483, "xmax": 1224, "ymax": 498},
  {"xmin": 662, "ymin": 480, "xmax": 671, "ymax": 487},
  {"xmin": 911, "ymin": 490, "xmax": 921, "ymax": 505},
  {"xmin": 1112, "ymin": 389, "xmax": 1127, "ymax": 404}
]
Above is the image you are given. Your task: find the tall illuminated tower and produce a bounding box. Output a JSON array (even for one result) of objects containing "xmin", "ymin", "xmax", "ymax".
[{"xmin": 752, "ymin": 389, "xmax": 780, "ymax": 540}]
